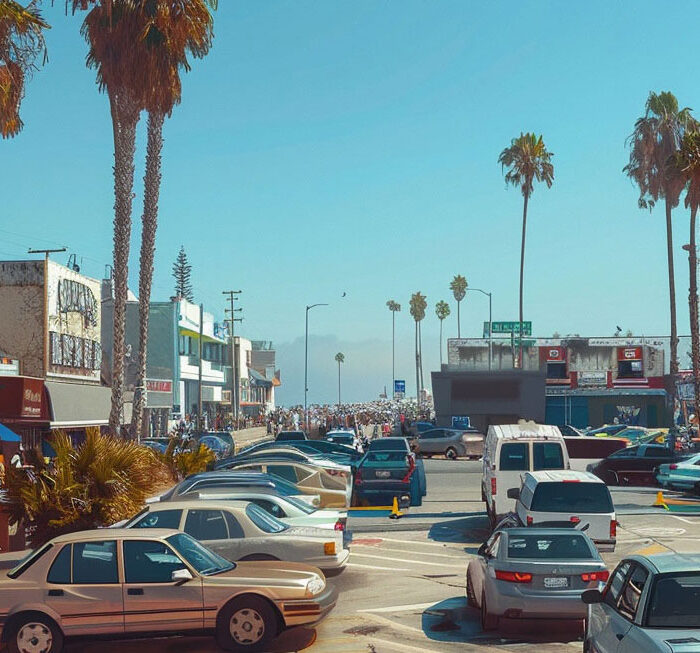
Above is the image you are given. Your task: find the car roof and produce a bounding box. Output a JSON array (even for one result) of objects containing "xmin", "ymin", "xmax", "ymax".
[
  {"xmin": 51, "ymin": 528, "xmax": 181, "ymax": 543},
  {"xmin": 631, "ymin": 553, "xmax": 700, "ymax": 573},
  {"xmin": 146, "ymin": 499, "xmax": 252, "ymax": 512},
  {"xmin": 501, "ymin": 527, "xmax": 594, "ymax": 538},
  {"xmin": 525, "ymin": 470, "xmax": 602, "ymax": 483},
  {"xmin": 185, "ymin": 471, "xmax": 271, "ymax": 480},
  {"xmin": 490, "ymin": 423, "xmax": 563, "ymax": 440}
]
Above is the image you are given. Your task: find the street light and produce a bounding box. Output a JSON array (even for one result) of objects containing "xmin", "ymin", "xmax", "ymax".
[
  {"xmin": 304, "ymin": 303, "xmax": 328, "ymax": 432},
  {"xmin": 466, "ymin": 287, "xmax": 493, "ymax": 370}
]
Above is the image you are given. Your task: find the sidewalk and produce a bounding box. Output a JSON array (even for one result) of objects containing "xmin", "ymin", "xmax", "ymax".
[{"xmin": 233, "ymin": 426, "xmax": 270, "ymax": 451}]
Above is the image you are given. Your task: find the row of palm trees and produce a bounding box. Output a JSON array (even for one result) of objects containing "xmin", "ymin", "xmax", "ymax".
[{"xmin": 2, "ymin": 0, "xmax": 217, "ymax": 436}]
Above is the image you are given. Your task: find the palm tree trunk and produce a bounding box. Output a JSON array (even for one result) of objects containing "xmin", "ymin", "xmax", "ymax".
[
  {"xmin": 108, "ymin": 91, "xmax": 139, "ymax": 437},
  {"xmin": 689, "ymin": 205, "xmax": 700, "ymax": 420},
  {"xmin": 391, "ymin": 310, "xmax": 395, "ymax": 398},
  {"xmin": 131, "ymin": 112, "xmax": 165, "ymax": 440},
  {"xmin": 338, "ymin": 362, "xmax": 341, "ymax": 408},
  {"xmin": 457, "ymin": 300, "xmax": 461, "ymax": 338},
  {"xmin": 439, "ymin": 319, "xmax": 443, "ymax": 367},
  {"xmin": 418, "ymin": 321, "xmax": 424, "ymax": 396},
  {"xmin": 666, "ymin": 198, "xmax": 680, "ymax": 376},
  {"xmin": 518, "ymin": 192, "xmax": 530, "ymax": 369},
  {"xmin": 415, "ymin": 321, "xmax": 419, "ymax": 402}
]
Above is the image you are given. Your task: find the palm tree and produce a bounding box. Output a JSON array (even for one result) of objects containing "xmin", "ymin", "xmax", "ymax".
[
  {"xmin": 0, "ymin": 0, "xmax": 49, "ymax": 138},
  {"xmin": 499, "ymin": 133, "xmax": 554, "ymax": 368},
  {"xmin": 624, "ymin": 91, "xmax": 695, "ymax": 375},
  {"xmin": 449, "ymin": 275, "xmax": 467, "ymax": 338},
  {"xmin": 131, "ymin": 0, "xmax": 216, "ymax": 438},
  {"xmin": 409, "ymin": 292, "xmax": 427, "ymax": 401},
  {"xmin": 386, "ymin": 300, "xmax": 400, "ymax": 397},
  {"xmin": 334, "ymin": 352, "xmax": 344, "ymax": 408},
  {"xmin": 435, "ymin": 300, "xmax": 450, "ymax": 367},
  {"xmin": 669, "ymin": 129, "xmax": 700, "ymax": 418}
]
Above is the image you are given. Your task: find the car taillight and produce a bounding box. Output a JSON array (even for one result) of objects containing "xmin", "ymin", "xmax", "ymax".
[
  {"xmin": 581, "ymin": 570, "xmax": 609, "ymax": 583},
  {"xmin": 401, "ymin": 456, "xmax": 416, "ymax": 483},
  {"xmin": 491, "ymin": 478, "xmax": 497, "ymax": 496},
  {"xmin": 570, "ymin": 516, "xmax": 580, "ymax": 524},
  {"xmin": 495, "ymin": 570, "xmax": 532, "ymax": 583},
  {"xmin": 669, "ymin": 464, "xmax": 678, "ymax": 470},
  {"xmin": 354, "ymin": 469, "xmax": 362, "ymax": 485},
  {"xmin": 610, "ymin": 519, "xmax": 617, "ymax": 538},
  {"xmin": 334, "ymin": 519, "xmax": 345, "ymax": 531},
  {"xmin": 324, "ymin": 542, "xmax": 337, "ymax": 555},
  {"xmin": 526, "ymin": 516, "xmax": 533, "ymax": 526}
]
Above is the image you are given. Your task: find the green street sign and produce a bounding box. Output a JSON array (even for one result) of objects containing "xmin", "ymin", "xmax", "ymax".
[{"xmin": 483, "ymin": 321, "xmax": 532, "ymax": 336}]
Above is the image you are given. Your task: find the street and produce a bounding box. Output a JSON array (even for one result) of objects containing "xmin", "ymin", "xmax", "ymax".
[{"xmin": 66, "ymin": 458, "xmax": 700, "ymax": 653}]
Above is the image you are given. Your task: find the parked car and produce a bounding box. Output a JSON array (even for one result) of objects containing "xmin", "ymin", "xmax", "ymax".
[
  {"xmin": 215, "ymin": 457, "xmax": 351, "ymax": 508},
  {"xmin": 220, "ymin": 448, "xmax": 351, "ymax": 476},
  {"xmin": 0, "ymin": 528, "xmax": 337, "ymax": 653},
  {"xmin": 366, "ymin": 437, "xmax": 427, "ymax": 500},
  {"xmin": 508, "ymin": 470, "xmax": 616, "ymax": 552},
  {"xmin": 126, "ymin": 500, "xmax": 349, "ymax": 574},
  {"xmin": 191, "ymin": 431, "xmax": 235, "ymax": 455},
  {"xmin": 154, "ymin": 471, "xmax": 321, "ymax": 508},
  {"xmin": 466, "ymin": 527, "xmax": 608, "ymax": 631},
  {"xmin": 142, "ymin": 439, "xmax": 168, "ymax": 454},
  {"xmin": 353, "ymin": 450, "xmax": 415, "ymax": 508},
  {"xmin": 412, "ymin": 428, "xmax": 483, "ymax": 460},
  {"xmin": 586, "ymin": 424, "xmax": 629, "ymax": 437},
  {"xmin": 656, "ymin": 452, "xmax": 700, "ymax": 492},
  {"xmin": 587, "ymin": 444, "xmax": 678, "ymax": 486},
  {"xmin": 482, "ymin": 422, "xmax": 569, "ymax": 526},
  {"xmin": 582, "ymin": 553, "xmax": 700, "ymax": 652},
  {"xmin": 198, "ymin": 434, "xmax": 233, "ymax": 459},
  {"xmin": 557, "ymin": 424, "xmax": 586, "ymax": 437},
  {"xmin": 324, "ymin": 431, "xmax": 356, "ymax": 448},
  {"xmin": 240, "ymin": 439, "xmax": 361, "ymax": 465},
  {"xmin": 275, "ymin": 430, "xmax": 307, "ymax": 442}
]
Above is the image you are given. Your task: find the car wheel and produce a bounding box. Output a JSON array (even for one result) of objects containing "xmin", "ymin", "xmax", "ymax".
[
  {"xmin": 8, "ymin": 613, "xmax": 63, "ymax": 653},
  {"xmin": 216, "ymin": 595, "xmax": 278, "ymax": 652},
  {"xmin": 466, "ymin": 569, "xmax": 478, "ymax": 608},
  {"xmin": 480, "ymin": 592, "xmax": 498, "ymax": 631},
  {"xmin": 445, "ymin": 447, "xmax": 458, "ymax": 460}
]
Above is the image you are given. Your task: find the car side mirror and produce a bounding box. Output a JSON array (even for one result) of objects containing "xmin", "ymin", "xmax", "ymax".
[
  {"xmin": 507, "ymin": 488, "xmax": 520, "ymax": 500},
  {"xmin": 581, "ymin": 589, "xmax": 603, "ymax": 604},
  {"xmin": 477, "ymin": 543, "xmax": 488, "ymax": 557},
  {"xmin": 172, "ymin": 568, "xmax": 194, "ymax": 585}
]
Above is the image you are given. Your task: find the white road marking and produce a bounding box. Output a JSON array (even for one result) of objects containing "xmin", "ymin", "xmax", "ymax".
[
  {"xmin": 347, "ymin": 563, "xmax": 410, "ymax": 571},
  {"xmin": 351, "ymin": 544, "xmax": 465, "ymax": 559},
  {"xmin": 375, "ymin": 536, "xmax": 464, "ymax": 548},
  {"xmin": 350, "ymin": 552, "xmax": 459, "ymax": 568},
  {"xmin": 357, "ymin": 602, "xmax": 437, "ymax": 614},
  {"xmin": 630, "ymin": 527, "xmax": 686, "ymax": 537},
  {"xmin": 671, "ymin": 515, "xmax": 697, "ymax": 524}
]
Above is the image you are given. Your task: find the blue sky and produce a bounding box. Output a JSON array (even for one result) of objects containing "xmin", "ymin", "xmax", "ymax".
[{"xmin": 3, "ymin": 1, "xmax": 700, "ymax": 404}]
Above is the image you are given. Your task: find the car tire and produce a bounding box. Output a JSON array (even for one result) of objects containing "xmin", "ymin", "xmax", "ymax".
[
  {"xmin": 466, "ymin": 569, "xmax": 478, "ymax": 608},
  {"xmin": 7, "ymin": 613, "xmax": 63, "ymax": 653},
  {"xmin": 216, "ymin": 595, "xmax": 278, "ymax": 652},
  {"xmin": 480, "ymin": 592, "xmax": 498, "ymax": 631},
  {"xmin": 445, "ymin": 447, "xmax": 458, "ymax": 460}
]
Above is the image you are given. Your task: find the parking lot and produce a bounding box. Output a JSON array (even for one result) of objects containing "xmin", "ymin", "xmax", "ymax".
[{"xmin": 66, "ymin": 458, "xmax": 700, "ymax": 653}]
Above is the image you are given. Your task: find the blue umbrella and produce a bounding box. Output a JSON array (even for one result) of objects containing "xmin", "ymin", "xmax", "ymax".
[{"xmin": 0, "ymin": 424, "xmax": 21, "ymax": 443}]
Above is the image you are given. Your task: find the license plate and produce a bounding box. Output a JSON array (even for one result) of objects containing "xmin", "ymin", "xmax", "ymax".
[
  {"xmin": 544, "ymin": 577, "xmax": 569, "ymax": 588},
  {"xmin": 376, "ymin": 471, "xmax": 391, "ymax": 478}
]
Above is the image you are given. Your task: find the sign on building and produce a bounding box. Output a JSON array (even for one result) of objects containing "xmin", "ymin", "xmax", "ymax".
[
  {"xmin": 578, "ymin": 371, "xmax": 608, "ymax": 388},
  {"xmin": 451, "ymin": 415, "xmax": 471, "ymax": 429}
]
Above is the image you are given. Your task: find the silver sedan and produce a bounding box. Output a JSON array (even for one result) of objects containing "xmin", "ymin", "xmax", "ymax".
[{"xmin": 466, "ymin": 527, "xmax": 608, "ymax": 631}]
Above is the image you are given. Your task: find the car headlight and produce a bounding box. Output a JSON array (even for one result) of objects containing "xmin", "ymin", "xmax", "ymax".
[{"xmin": 306, "ymin": 576, "xmax": 326, "ymax": 596}]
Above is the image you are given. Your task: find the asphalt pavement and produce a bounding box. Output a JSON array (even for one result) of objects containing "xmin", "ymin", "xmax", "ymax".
[{"xmin": 65, "ymin": 458, "xmax": 700, "ymax": 653}]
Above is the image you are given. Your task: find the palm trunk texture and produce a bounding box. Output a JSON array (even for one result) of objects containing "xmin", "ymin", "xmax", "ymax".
[
  {"xmin": 689, "ymin": 206, "xmax": 700, "ymax": 419},
  {"xmin": 666, "ymin": 198, "xmax": 679, "ymax": 376},
  {"xmin": 439, "ymin": 319, "xmax": 443, "ymax": 367},
  {"xmin": 518, "ymin": 192, "xmax": 529, "ymax": 369},
  {"xmin": 415, "ymin": 321, "xmax": 419, "ymax": 402},
  {"xmin": 131, "ymin": 112, "xmax": 165, "ymax": 439},
  {"xmin": 457, "ymin": 300, "xmax": 461, "ymax": 338},
  {"xmin": 108, "ymin": 91, "xmax": 139, "ymax": 436},
  {"xmin": 418, "ymin": 321, "xmax": 424, "ymax": 396}
]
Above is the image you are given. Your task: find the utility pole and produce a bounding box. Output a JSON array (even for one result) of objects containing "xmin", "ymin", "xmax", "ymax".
[
  {"xmin": 222, "ymin": 290, "xmax": 242, "ymax": 429},
  {"xmin": 304, "ymin": 303, "xmax": 328, "ymax": 432},
  {"xmin": 198, "ymin": 303, "xmax": 203, "ymax": 431}
]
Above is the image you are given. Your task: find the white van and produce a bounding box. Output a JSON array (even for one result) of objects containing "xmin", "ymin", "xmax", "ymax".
[{"xmin": 482, "ymin": 421, "xmax": 569, "ymax": 525}]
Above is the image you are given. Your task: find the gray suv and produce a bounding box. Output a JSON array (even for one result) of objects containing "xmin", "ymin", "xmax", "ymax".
[{"xmin": 414, "ymin": 428, "xmax": 483, "ymax": 459}]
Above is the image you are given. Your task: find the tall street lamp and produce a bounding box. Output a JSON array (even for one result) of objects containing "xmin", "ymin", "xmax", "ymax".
[
  {"xmin": 304, "ymin": 302, "xmax": 328, "ymax": 431},
  {"xmin": 466, "ymin": 287, "xmax": 493, "ymax": 370}
]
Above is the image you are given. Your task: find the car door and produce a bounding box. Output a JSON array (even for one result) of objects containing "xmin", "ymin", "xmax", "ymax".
[
  {"xmin": 606, "ymin": 447, "xmax": 639, "ymax": 485},
  {"xmin": 639, "ymin": 446, "xmax": 673, "ymax": 486},
  {"xmin": 122, "ymin": 538, "xmax": 204, "ymax": 633},
  {"xmin": 614, "ymin": 563, "xmax": 650, "ymax": 652},
  {"xmin": 45, "ymin": 540, "xmax": 124, "ymax": 637},
  {"xmin": 589, "ymin": 561, "xmax": 634, "ymax": 652},
  {"xmin": 420, "ymin": 429, "xmax": 442, "ymax": 454},
  {"xmin": 471, "ymin": 533, "xmax": 501, "ymax": 602},
  {"xmin": 183, "ymin": 508, "xmax": 246, "ymax": 561}
]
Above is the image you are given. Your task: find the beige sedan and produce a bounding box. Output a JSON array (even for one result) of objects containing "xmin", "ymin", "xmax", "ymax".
[{"xmin": 0, "ymin": 528, "xmax": 337, "ymax": 653}]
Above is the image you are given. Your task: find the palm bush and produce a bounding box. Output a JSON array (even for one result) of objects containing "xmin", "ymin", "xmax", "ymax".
[{"xmin": 155, "ymin": 437, "xmax": 216, "ymax": 481}]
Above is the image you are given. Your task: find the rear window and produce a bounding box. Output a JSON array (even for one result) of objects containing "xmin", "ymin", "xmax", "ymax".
[
  {"xmin": 245, "ymin": 503, "xmax": 288, "ymax": 533},
  {"xmin": 369, "ymin": 440, "xmax": 409, "ymax": 452},
  {"xmin": 533, "ymin": 443, "xmax": 565, "ymax": 470},
  {"xmin": 506, "ymin": 534, "xmax": 594, "ymax": 560},
  {"xmin": 499, "ymin": 442, "xmax": 529, "ymax": 471},
  {"xmin": 530, "ymin": 482, "xmax": 613, "ymax": 513},
  {"xmin": 366, "ymin": 452, "xmax": 408, "ymax": 463}
]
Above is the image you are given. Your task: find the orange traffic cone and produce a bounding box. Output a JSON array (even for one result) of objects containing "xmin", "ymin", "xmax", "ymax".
[
  {"xmin": 389, "ymin": 496, "xmax": 403, "ymax": 519},
  {"xmin": 653, "ymin": 491, "xmax": 669, "ymax": 510}
]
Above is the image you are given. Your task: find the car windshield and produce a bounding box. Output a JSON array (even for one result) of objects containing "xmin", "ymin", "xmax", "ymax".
[
  {"xmin": 369, "ymin": 440, "xmax": 408, "ymax": 451},
  {"xmin": 365, "ymin": 451, "xmax": 408, "ymax": 463},
  {"xmin": 165, "ymin": 532, "xmax": 235, "ymax": 576},
  {"xmin": 282, "ymin": 494, "xmax": 316, "ymax": 514},
  {"xmin": 8, "ymin": 543, "xmax": 53, "ymax": 579},
  {"xmin": 506, "ymin": 533, "xmax": 594, "ymax": 559},
  {"xmin": 245, "ymin": 503, "xmax": 288, "ymax": 533},
  {"xmin": 531, "ymin": 482, "xmax": 613, "ymax": 513},
  {"xmin": 646, "ymin": 572, "xmax": 700, "ymax": 628}
]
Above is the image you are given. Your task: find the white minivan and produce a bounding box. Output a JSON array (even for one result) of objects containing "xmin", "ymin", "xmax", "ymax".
[{"xmin": 482, "ymin": 421, "xmax": 569, "ymax": 525}]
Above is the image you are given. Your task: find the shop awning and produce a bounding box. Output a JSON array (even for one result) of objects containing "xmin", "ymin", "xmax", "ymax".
[
  {"xmin": 45, "ymin": 381, "xmax": 111, "ymax": 429},
  {"xmin": 0, "ymin": 424, "xmax": 21, "ymax": 442},
  {"xmin": 249, "ymin": 369, "xmax": 272, "ymax": 388}
]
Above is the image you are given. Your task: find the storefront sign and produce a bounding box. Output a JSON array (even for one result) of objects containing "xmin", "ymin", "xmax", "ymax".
[
  {"xmin": 618, "ymin": 347, "xmax": 642, "ymax": 361},
  {"xmin": 0, "ymin": 376, "xmax": 46, "ymax": 419},
  {"xmin": 578, "ymin": 371, "xmax": 608, "ymax": 387},
  {"xmin": 0, "ymin": 357, "xmax": 19, "ymax": 376},
  {"xmin": 544, "ymin": 346, "xmax": 566, "ymax": 362},
  {"xmin": 146, "ymin": 379, "xmax": 172, "ymax": 393}
]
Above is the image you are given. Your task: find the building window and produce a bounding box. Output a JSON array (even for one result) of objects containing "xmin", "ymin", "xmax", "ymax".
[
  {"xmin": 618, "ymin": 360, "xmax": 643, "ymax": 378},
  {"xmin": 546, "ymin": 362, "xmax": 568, "ymax": 379}
]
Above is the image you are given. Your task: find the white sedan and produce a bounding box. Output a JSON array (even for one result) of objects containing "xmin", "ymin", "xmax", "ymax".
[{"xmin": 125, "ymin": 499, "xmax": 349, "ymax": 574}]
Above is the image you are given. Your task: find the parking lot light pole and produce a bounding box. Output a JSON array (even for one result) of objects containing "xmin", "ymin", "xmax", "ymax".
[
  {"xmin": 466, "ymin": 287, "xmax": 493, "ymax": 370},
  {"xmin": 304, "ymin": 303, "xmax": 328, "ymax": 432}
]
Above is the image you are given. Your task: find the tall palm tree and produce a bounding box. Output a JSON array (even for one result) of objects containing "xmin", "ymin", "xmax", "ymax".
[
  {"xmin": 386, "ymin": 300, "xmax": 400, "ymax": 397},
  {"xmin": 499, "ymin": 133, "xmax": 554, "ymax": 368},
  {"xmin": 334, "ymin": 352, "xmax": 344, "ymax": 408},
  {"xmin": 624, "ymin": 91, "xmax": 694, "ymax": 375},
  {"xmin": 435, "ymin": 300, "xmax": 450, "ymax": 367},
  {"xmin": 131, "ymin": 0, "xmax": 216, "ymax": 438},
  {"xmin": 669, "ymin": 129, "xmax": 700, "ymax": 418},
  {"xmin": 0, "ymin": 0, "xmax": 49, "ymax": 138},
  {"xmin": 409, "ymin": 292, "xmax": 427, "ymax": 401},
  {"xmin": 449, "ymin": 275, "xmax": 467, "ymax": 338}
]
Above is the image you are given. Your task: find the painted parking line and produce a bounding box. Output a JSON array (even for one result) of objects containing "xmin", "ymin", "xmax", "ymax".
[
  {"xmin": 351, "ymin": 544, "xmax": 465, "ymax": 559},
  {"xmin": 671, "ymin": 515, "xmax": 697, "ymax": 524},
  {"xmin": 377, "ymin": 536, "xmax": 467, "ymax": 548},
  {"xmin": 347, "ymin": 563, "xmax": 410, "ymax": 571},
  {"xmin": 350, "ymin": 552, "xmax": 459, "ymax": 568},
  {"xmin": 357, "ymin": 601, "xmax": 437, "ymax": 614}
]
